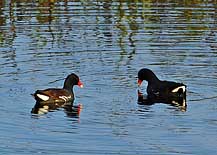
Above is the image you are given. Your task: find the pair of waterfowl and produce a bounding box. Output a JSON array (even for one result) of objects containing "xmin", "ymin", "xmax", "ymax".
[{"xmin": 33, "ymin": 68, "xmax": 186, "ymax": 106}]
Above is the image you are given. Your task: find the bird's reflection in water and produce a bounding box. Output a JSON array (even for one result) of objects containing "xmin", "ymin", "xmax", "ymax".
[
  {"xmin": 31, "ymin": 102, "xmax": 82, "ymax": 118},
  {"xmin": 137, "ymin": 90, "xmax": 187, "ymax": 112}
]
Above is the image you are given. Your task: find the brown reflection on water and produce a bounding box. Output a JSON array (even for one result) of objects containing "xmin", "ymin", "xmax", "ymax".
[
  {"xmin": 0, "ymin": 1, "xmax": 5, "ymax": 26},
  {"xmin": 0, "ymin": 0, "xmax": 216, "ymax": 62},
  {"xmin": 37, "ymin": 0, "xmax": 55, "ymax": 24},
  {"xmin": 0, "ymin": 1, "xmax": 216, "ymax": 40}
]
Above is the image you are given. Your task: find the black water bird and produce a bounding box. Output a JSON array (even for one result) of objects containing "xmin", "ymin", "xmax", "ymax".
[
  {"xmin": 138, "ymin": 68, "xmax": 186, "ymax": 99},
  {"xmin": 32, "ymin": 73, "xmax": 83, "ymax": 104}
]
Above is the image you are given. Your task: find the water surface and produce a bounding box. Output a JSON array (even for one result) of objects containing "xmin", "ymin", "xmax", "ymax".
[{"xmin": 0, "ymin": 0, "xmax": 217, "ymax": 154}]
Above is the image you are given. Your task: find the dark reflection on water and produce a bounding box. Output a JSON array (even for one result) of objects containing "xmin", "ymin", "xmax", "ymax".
[
  {"xmin": 31, "ymin": 101, "xmax": 82, "ymax": 118},
  {"xmin": 137, "ymin": 90, "xmax": 187, "ymax": 112},
  {"xmin": 0, "ymin": 0, "xmax": 217, "ymax": 154}
]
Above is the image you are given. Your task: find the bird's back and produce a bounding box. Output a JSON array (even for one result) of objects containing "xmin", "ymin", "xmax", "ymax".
[{"xmin": 147, "ymin": 80, "xmax": 186, "ymax": 98}]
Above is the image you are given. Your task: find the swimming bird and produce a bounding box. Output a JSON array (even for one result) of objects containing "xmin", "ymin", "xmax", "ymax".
[
  {"xmin": 138, "ymin": 68, "xmax": 186, "ymax": 98},
  {"xmin": 33, "ymin": 73, "xmax": 83, "ymax": 104}
]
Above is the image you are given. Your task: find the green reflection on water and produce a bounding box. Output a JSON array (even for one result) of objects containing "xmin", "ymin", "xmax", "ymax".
[{"xmin": 0, "ymin": 0, "xmax": 216, "ymax": 49}]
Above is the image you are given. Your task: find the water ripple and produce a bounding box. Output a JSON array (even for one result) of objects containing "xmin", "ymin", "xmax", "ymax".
[{"xmin": 0, "ymin": 1, "xmax": 217, "ymax": 154}]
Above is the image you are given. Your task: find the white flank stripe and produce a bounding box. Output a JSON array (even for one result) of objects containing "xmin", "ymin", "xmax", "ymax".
[
  {"xmin": 59, "ymin": 96, "xmax": 66, "ymax": 101},
  {"xmin": 36, "ymin": 94, "xmax": 49, "ymax": 101},
  {"xmin": 172, "ymin": 100, "xmax": 178, "ymax": 105},
  {"xmin": 59, "ymin": 96, "xmax": 70, "ymax": 102},
  {"xmin": 171, "ymin": 86, "xmax": 186, "ymax": 93}
]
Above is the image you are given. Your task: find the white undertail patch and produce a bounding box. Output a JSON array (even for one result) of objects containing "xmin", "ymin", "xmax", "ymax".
[
  {"xmin": 171, "ymin": 86, "xmax": 186, "ymax": 93},
  {"xmin": 36, "ymin": 94, "xmax": 49, "ymax": 101}
]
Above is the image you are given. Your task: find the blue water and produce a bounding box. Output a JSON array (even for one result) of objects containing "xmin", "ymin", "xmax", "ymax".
[{"xmin": 0, "ymin": 1, "xmax": 217, "ymax": 154}]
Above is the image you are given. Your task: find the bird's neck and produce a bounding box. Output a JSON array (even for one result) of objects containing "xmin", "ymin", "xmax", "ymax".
[
  {"xmin": 148, "ymin": 74, "xmax": 160, "ymax": 84},
  {"xmin": 63, "ymin": 81, "xmax": 74, "ymax": 92}
]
